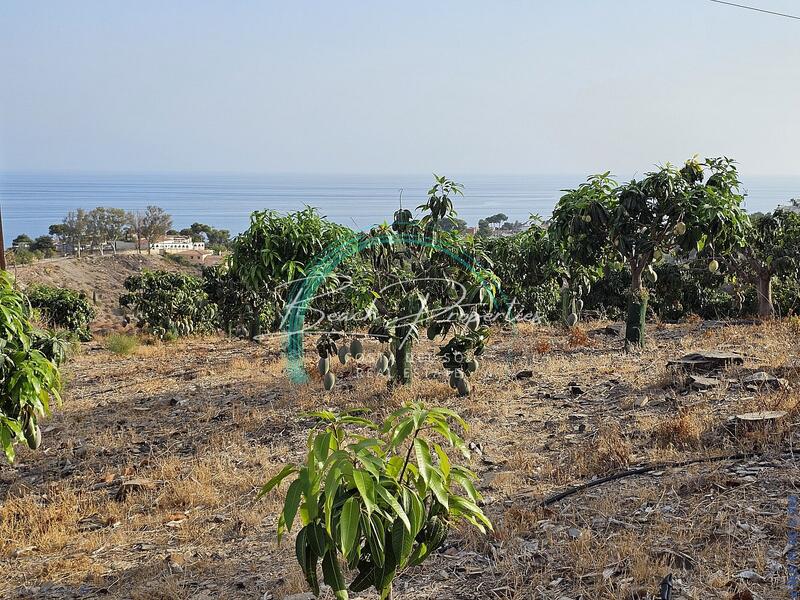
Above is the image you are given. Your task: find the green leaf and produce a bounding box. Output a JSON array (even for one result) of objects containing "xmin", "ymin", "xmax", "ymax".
[
  {"xmin": 349, "ymin": 558, "xmax": 377, "ymax": 593},
  {"xmin": 321, "ymin": 550, "xmax": 348, "ymax": 600},
  {"xmin": 414, "ymin": 438, "xmax": 433, "ymax": 485},
  {"xmin": 376, "ymin": 484, "xmax": 411, "ymax": 532},
  {"xmin": 340, "ymin": 497, "xmax": 361, "ymax": 559},
  {"xmin": 390, "ymin": 418, "xmax": 414, "ymax": 448},
  {"xmin": 366, "ymin": 512, "xmax": 386, "ymax": 567},
  {"xmin": 295, "ymin": 526, "xmax": 321, "ymax": 595},
  {"xmin": 257, "ymin": 465, "xmax": 297, "ymax": 498},
  {"xmin": 282, "ymin": 478, "xmax": 304, "ymax": 533},
  {"xmin": 434, "ymin": 444, "xmax": 451, "ymax": 480},
  {"xmin": 428, "ymin": 472, "xmax": 449, "ymax": 510},
  {"xmin": 352, "ymin": 470, "xmax": 378, "ymax": 516},
  {"xmin": 313, "ymin": 431, "xmax": 333, "ymax": 464},
  {"xmin": 391, "ymin": 518, "xmax": 414, "ymax": 567}
]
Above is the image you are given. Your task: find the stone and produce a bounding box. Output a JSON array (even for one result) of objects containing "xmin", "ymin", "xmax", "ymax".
[
  {"xmin": 689, "ymin": 375, "xmax": 721, "ymax": 391},
  {"xmin": 743, "ymin": 371, "xmax": 787, "ymax": 389},
  {"xmin": 668, "ymin": 351, "xmax": 744, "ymax": 373}
]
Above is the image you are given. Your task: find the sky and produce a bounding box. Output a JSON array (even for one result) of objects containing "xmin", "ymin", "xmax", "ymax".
[{"xmin": 1, "ymin": 1, "xmax": 799, "ymax": 177}]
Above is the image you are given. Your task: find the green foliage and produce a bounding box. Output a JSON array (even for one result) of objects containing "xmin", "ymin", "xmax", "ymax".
[
  {"xmin": 30, "ymin": 235, "xmax": 56, "ymax": 253},
  {"xmin": 0, "ymin": 272, "xmax": 62, "ymax": 462},
  {"xmin": 106, "ymin": 333, "xmax": 139, "ymax": 355},
  {"xmin": 7, "ymin": 248, "xmax": 38, "ymax": 265},
  {"xmin": 179, "ymin": 222, "xmax": 231, "ymax": 249},
  {"xmin": 261, "ymin": 405, "xmax": 490, "ymax": 599},
  {"xmin": 724, "ymin": 209, "xmax": 800, "ymax": 316},
  {"xmin": 228, "ymin": 207, "xmax": 363, "ymax": 333},
  {"xmin": 26, "ymin": 285, "xmax": 96, "ymax": 341},
  {"xmin": 554, "ymin": 158, "xmax": 749, "ymax": 344},
  {"xmin": 202, "ymin": 264, "xmax": 277, "ymax": 337},
  {"xmin": 484, "ymin": 222, "xmax": 560, "ymax": 320},
  {"xmin": 30, "ymin": 328, "xmax": 76, "ymax": 367},
  {"xmin": 120, "ymin": 270, "xmax": 218, "ymax": 339},
  {"xmin": 353, "ymin": 176, "xmax": 499, "ymax": 387}
]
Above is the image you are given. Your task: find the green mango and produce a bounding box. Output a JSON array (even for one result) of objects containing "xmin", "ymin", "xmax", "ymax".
[
  {"xmin": 24, "ymin": 418, "xmax": 41, "ymax": 450},
  {"xmin": 323, "ymin": 371, "xmax": 336, "ymax": 391},
  {"xmin": 349, "ymin": 339, "xmax": 364, "ymax": 360},
  {"xmin": 317, "ymin": 357, "xmax": 330, "ymax": 376}
]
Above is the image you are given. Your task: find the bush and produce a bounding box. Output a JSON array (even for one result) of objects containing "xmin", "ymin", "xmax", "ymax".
[
  {"xmin": 106, "ymin": 333, "xmax": 139, "ymax": 355},
  {"xmin": 227, "ymin": 207, "xmax": 368, "ymax": 334},
  {"xmin": 26, "ymin": 285, "xmax": 96, "ymax": 341},
  {"xmin": 202, "ymin": 264, "xmax": 277, "ymax": 337},
  {"xmin": 7, "ymin": 248, "xmax": 38, "ymax": 265},
  {"xmin": 262, "ymin": 405, "xmax": 490, "ymax": 599},
  {"xmin": 0, "ymin": 272, "xmax": 62, "ymax": 461},
  {"xmin": 120, "ymin": 270, "xmax": 218, "ymax": 339},
  {"xmin": 485, "ymin": 228, "xmax": 561, "ymax": 321}
]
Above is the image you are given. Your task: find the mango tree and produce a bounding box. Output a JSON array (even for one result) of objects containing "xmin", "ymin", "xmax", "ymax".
[
  {"xmin": 0, "ymin": 272, "xmax": 63, "ymax": 461},
  {"xmin": 260, "ymin": 404, "xmax": 490, "ymax": 600},
  {"xmin": 346, "ymin": 176, "xmax": 498, "ymax": 391},
  {"xmin": 484, "ymin": 218, "xmax": 560, "ymax": 321},
  {"xmin": 227, "ymin": 207, "xmax": 368, "ymax": 335},
  {"xmin": 725, "ymin": 209, "xmax": 800, "ymax": 317},
  {"xmin": 566, "ymin": 158, "xmax": 749, "ymax": 346},
  {"xmin": 550, "ymin": 173, "xmax": 617, "ymax": 326}
]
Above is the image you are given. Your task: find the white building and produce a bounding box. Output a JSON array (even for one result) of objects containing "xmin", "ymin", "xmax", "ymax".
[{"xmin": 150, "ymin": 235, "xmax": 206, "ymax": 253}]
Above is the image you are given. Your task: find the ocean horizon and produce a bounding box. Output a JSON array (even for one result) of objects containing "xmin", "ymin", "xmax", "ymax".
[{"xmin": 2, "ymin": 171, "xmax": 798, "ymax": 244}]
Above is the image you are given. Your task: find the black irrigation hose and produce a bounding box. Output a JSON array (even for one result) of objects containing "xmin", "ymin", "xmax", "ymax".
[{"xmin": 539, "ymin": 450, "xmax": 790, "ymax": 507}]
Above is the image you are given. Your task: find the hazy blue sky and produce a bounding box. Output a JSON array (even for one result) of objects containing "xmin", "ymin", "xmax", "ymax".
[{"xmin": 1, "ymin": 1, "xmax": 798, "ymax": 176}]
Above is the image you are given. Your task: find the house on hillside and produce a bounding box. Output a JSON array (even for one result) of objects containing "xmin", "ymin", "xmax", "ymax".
[
  {"xmin": 149, "ymin": 235, "xmax": 205, "ymax": 253},
  {"xmin": 174, "ymin": 249, "xmax": 224, "ymax": 266}
]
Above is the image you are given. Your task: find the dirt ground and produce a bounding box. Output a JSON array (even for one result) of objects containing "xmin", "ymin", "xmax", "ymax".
[
  {"xmin": 13, "ymin": 254, "xmax": 198, "ymax": 332},
  {"xmin": 1, "ymin": 317, "xmax": 798, "ymax": 599}
]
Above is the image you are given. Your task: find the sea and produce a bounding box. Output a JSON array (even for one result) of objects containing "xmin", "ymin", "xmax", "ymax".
[{"xmin": 1, "ymin": 171, "xmax": 798, "ymax": 244}]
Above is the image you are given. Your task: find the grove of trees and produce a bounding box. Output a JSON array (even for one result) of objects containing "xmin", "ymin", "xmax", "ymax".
[{"xmin": 118, "ymin": 159, "xmax": 800, "ymax": 355}]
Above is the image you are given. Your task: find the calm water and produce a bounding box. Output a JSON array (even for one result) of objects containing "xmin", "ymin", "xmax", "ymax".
[{"xmin": 1, "ymin": 171, "xmax": 798, "ymax": 243}]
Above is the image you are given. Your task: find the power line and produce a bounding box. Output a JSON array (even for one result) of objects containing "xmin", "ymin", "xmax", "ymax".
[{"xmin": 706, "ymin": 0, "xmax": 800, "ymax": 20}]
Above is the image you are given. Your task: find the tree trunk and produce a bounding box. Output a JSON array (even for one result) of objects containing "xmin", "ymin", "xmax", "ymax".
[
  {"xmin": 560, "ymin": 287, "xmax": 575, "ymax": 326},
  {"xmin": 625, "ymin": 265, "xmax": 648, "ymax": 347},
  {"xmin": 392, "ymin": 330, "xmax": 413, "ymax": 385},
  {"xmin": 757, "ymin": 274, "xmax": 773, "ymax": 318}
]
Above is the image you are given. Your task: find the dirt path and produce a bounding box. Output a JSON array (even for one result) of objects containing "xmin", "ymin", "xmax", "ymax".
[{"xmin": 0, "ymin": 321, "xmax": 797, "ymax": 599}]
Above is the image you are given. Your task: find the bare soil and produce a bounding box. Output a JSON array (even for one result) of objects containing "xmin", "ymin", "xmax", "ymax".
[{"xmin": 1, "ymin": 317, "xmax": 798, "ymax": 600}]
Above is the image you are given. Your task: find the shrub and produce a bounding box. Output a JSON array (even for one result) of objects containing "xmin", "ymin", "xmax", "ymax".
[
  {"xmin": 228, "ymin": 207, "xmax": 364, "ymax": 334},
  {"xmin": 106, "ymin": 333, "xmax": 139, "ymax": 355},
  {"xmin": 0, "ymin": 272, "xmax": 62, "ymax": 461},
  {"xmin": 261, "ymin": 405, "xmax": 490, "ymax": 600},
  {"xmin": 484, "ymin": 225, "xmax": 561, "ymax": 321},
  {"xmin": 30, "ymin": 328, "xmax": 76, "ymax": 366},
  {"xmin": 26, "ymin": 285, "xmax": 96, "ymax": 341},
  {"xmin": 120, "ymin": 270, "xmax": 218, "ymax": 339},
  {"xmin": 7, "ymin": 248, "xmax": 38, "ymax": 265},
  {"xmin": 202, "ymin": 264, "xmax": 277, "ymax": 338}
]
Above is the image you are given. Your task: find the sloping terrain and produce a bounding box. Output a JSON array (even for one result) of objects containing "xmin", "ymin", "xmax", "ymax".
[
  {"xmin": 13, "ymin": 254, "xmax": 200, "ymax": 332},
  {"xmin": 0, "ymin": 320, "xmax": 797, "ymax": 599}
]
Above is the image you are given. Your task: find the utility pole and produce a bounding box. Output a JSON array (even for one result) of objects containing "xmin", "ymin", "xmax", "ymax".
[{"xmin": 0, "ymin": 203, "xmax": 6, "ymax": 271}]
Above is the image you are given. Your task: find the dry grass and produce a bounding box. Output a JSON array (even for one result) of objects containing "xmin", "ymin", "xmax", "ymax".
[{"xmin": 1, "ymin": 321, "xmax": 797, "ymax": 599}]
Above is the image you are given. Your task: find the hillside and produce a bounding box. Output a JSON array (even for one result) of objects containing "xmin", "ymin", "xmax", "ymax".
[{"xmin": 13, "ymin": 254, "xmax": 200, "ymax": 333}]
